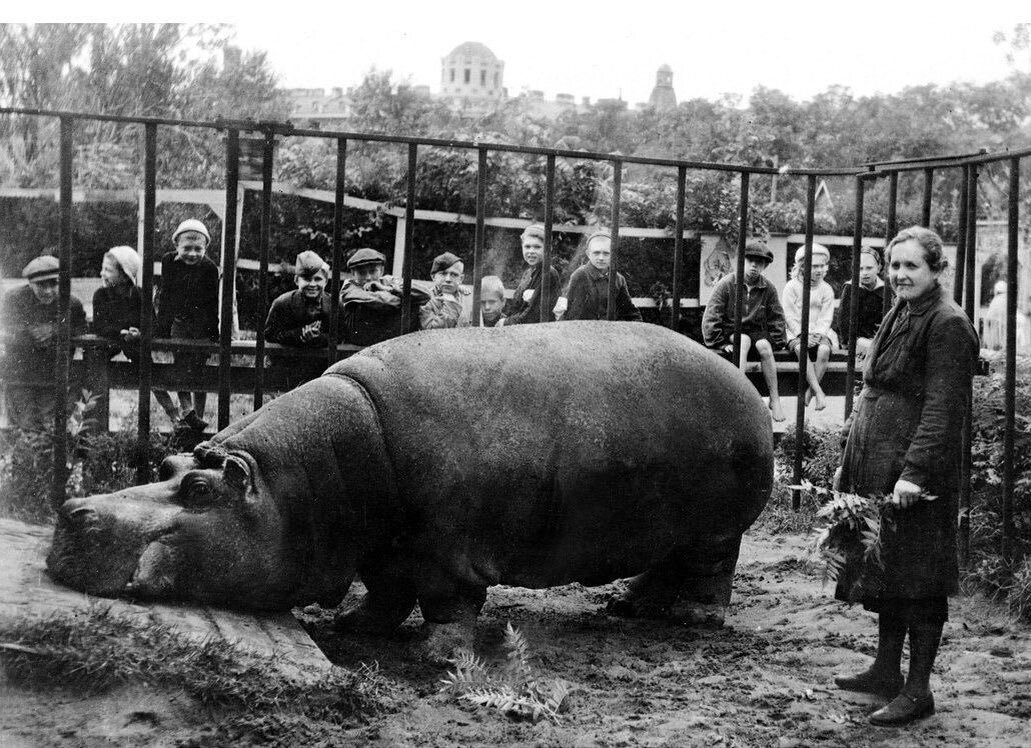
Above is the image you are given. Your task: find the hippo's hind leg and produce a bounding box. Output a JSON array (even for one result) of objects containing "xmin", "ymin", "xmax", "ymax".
[
  {"xmin": 414, "ymin": 567, "xmax": 489, "ymax": 666},
  {"xmin": 334, "ymin": 558, "xmax": 417, "ymax": 634},
  {"xmin": 607, "ymin": 537, "xmax": 742, "ymax": 626}
]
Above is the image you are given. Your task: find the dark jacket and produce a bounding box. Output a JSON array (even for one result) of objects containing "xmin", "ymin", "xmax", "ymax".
[
  {"xmin": 561, "ymin": 263, "xmax": 642, "ymax": 322},
  {"xmin": 834, "ymin": 280, "xmax": 892, "ymax": 347},
  {"xmin": 92, "ymin": 283, "xmax": 141, "ymax": 361},
  {"xmin": 701, "ymin": 272, "xmax": 786, "ymax": 349},
  {"xmin": 338, "ymin": 277, "xmax": 431, "ymax": 347},
  {"xmin": 1, "ymin": 283, "xmax": 86, "ymax": 380},
  {"xmin": 264, "ymin": 290, "xmax": 333, "ymax": 347},
  {"xmin": 503, "ymin": 265, "xmax": 561, "ymax": 325},
  {"xmin": 155, "ymin": 251, "xmax": 219, "ymax": 341},
  {"xmin": 836, "ymin": 285, "xmax": 978, "ymax": 602}
]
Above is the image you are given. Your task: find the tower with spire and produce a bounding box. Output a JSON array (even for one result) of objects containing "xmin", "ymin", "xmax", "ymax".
[{"xmin": 648, "ymin": 64, "xmax": 677, "ymax": 111}]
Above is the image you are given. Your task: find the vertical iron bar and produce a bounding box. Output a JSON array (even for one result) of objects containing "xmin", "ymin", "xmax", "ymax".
[
  {"xmin": 607, "ymin": 159, "xmax": 622, "ymax": 321},
  {"xmin": 792, "ymin": 174, "xmax": 818, "ymax": 511},
  {"xmin": 844, "ymin": 174, "xmax": 866, "ymax": 421},
  {"xmin": 1003, "ymin": 157, "xmax": 1019, "ymax": 569},
  {"xmin": 472, "ymin": 148, "xmax": 487, "ymax": 326},
  {"xmin": 670, "ymin": 165, "xmax": 686, "ymax": 331},
  {"xmin": 328, "ymin": 138, "xmax": 346, "ymax": 365},
  {"xmin": 960, "ymin": 163, "xmax": 977, "ymax": 564},
  {"xmin": 964, "ymin": 165, "xmax": 978, "ymax": 320},
  {"xmin": 954, "ymin": 166, "xmax": 969, "ymax": 305},
  {"xmin": 253, "ymin": 129, "xmax": 274, "ymax": 409},
  {"xmin": 136, "ymin": 123, "xmax": 157, "ymax": 485},
  {"xmin": 883, "ymin": 171, "xmax": 898, "ymax": 313},
  {"xmin": 921, "ymin": 167, "xmax": 934, "ymax": 227},
  {"xmin": 400, "ymin": 143, "xmax": 417, "ymax": 333},
  {"xmin": 51, "ymin": 115, "xmax": 73, "ymax": 510},
  {"xmin": 218, "ymin": 129, "xmax": 239, "ymax": 430},
  {"xmin": 732, "ymin": 172, "xmax": 750, "ymax": 363},
  {"xmin": 541, "ymin": 154, "xmax": 556, "ymax": 323}
]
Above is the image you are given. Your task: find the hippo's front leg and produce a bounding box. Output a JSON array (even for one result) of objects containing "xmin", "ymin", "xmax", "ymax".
[{"xmin": 335, "ymin": 558, "xmax": 417, "ymax": 634}]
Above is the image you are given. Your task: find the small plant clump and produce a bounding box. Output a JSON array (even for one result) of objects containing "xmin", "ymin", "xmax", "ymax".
[{"xmin": 439, "ymin": 622, "xmax": 573, "ymax": 724}]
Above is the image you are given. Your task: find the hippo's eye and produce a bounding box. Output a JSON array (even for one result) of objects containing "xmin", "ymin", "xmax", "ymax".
[{"xmin": 180, "ymin": 473, "xmax": 214, "ymax": 508}]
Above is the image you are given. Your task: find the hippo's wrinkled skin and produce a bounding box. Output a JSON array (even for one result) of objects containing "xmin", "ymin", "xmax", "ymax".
[{"xmin": 48, "ymin": 322, "xmax": 773, "ymax": 660}]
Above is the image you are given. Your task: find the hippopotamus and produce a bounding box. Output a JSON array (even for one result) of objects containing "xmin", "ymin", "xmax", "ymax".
[{"xmin": 48, "ymin": 322, "xmax": 773, "ymax": 659}]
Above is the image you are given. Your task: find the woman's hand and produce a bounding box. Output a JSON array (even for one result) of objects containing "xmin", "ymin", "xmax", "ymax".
[{"xmin": 892, "ymin": 479, "xmax": 923, "ymax": 508}]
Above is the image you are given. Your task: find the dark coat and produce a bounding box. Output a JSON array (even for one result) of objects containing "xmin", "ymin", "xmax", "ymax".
[
  {"xmin": 561, "ymin": 263, "xmax": 642, "ymax": 322},
  {"xmin": 503, "ymin": 265, "xmax": 561, "ymax": 325},
  {"xmin": 264, "ymin": 290, "xmax": 333, "ymax": 347},
  {"xmin": 701, "ymin": 272, "xmax": 786, "ymax": 349},
  {"xmin": 155, "ymin": 251, "xmax": 219, "ymax": 341},
  {"xmin": 834, "ymin": 280, "xmax": 892, "ymax": 347},
  {"xmin": 92, "ymin": 284, "xmax": 141, "ymax": 361},
  {"xmin": 1, "ymin": 283, "xmax": 86, "ymax": 378},
  {"xmin": 338, "ymin": 278, "xmax": 430, "ymax": 347},
  {"xmin": 836, "ymin": 284, "xmax": 978, "ymax": 602}
]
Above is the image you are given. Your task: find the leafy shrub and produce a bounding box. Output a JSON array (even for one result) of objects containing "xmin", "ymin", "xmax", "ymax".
[{"xmin": 775, "ymin": 426, "xmax": 843, "ymax": 490}]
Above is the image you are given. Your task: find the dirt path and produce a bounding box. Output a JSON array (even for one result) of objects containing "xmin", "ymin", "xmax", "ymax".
[{"xmin": 3, "ymin": 529, "xmax": 1029, "ymax": 746}]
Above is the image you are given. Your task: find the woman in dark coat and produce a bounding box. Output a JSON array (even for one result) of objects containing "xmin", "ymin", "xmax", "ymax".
[{"xmin": 832, "ymin": 226, "xmax": 978, "ymax": 726}]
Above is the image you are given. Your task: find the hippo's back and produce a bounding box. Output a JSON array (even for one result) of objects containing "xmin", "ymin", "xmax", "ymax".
[{"xmin": 326, "ymin": 322, "xmax": 772, "ymax": 585}]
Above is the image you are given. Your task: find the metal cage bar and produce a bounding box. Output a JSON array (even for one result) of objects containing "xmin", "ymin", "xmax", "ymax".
[
  {"xmin": 136, "ymin": 123, "xmax": 157, "ymax": 485},
  {"xmin": 400, "ymin": 143, "xmax": 417, "ymax": 332},
  {"xmin": 472, "ymin": 148, "xmax": 487, "ymax": 326},
  {"xmin": 731, "ymin": 172, "xmax": 750, "ymax": 363},
  {"xmin": 541, "ymin": 154, "xmax": 556, "ymax": 324},
  {"xmin": 921, "ymin": 168, "xmax": 934, "ymax": 227},
  {"xmin": 792, "ymin": 174, "xmax": 818, "ymax": 510},
  {"xmin": 328, "ymin": 138, "xmax": 346, "ymax": 365},
  {"xmin": 606, "ymin": 159, "xmax": 623, "ymax": 321},
  {"xmin": 844, "ymin": 174, "xmax": 866, "ymax": 420},
  {"xmin": 883, "ymin": 171, "xmax": 898, "ymax": 313},
  {"xmin": 218, "ymin": 129, "xmax": 240, "ymax": 430},
  {"xmin": 253, "ymin": 129, "xmax": 275, "ymax": 408},
  {"xmin": 671, "ymin": 165, "xmax": 687, "ymax": 331},
  {"xmin": 51, "ymin": 115, "xmax": 74, "ymax": 509},
  {"xmin": 954, "ymin": 165, "xmax": 969, "ymax": 305},
  {"xmin": 1003, "ymin": 156, "xmax": 1019, "ymax": 568}
]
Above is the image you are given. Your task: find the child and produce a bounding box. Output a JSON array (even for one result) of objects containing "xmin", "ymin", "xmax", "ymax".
[
  {"xmin": 420, "ymin": 252, "xmax": 470, "ymax": 330},
  {"xmin": 264, "ymin": 250, "xmax": 333, "ymax": 387},
  {"xmin": 556, "ymin": 230, "xmax": 642, "ymax": 322},
  {"xmin": 339, "ymin": 248, "xmax": 429, "ymax": 346},
  {"xmin": 498, "ymin": 224, "xmax": 561, "ymax": 326},
  {"xmin": 783, "ymin": 243, "xmax": 836, "ymax": 411},
  {"xmin": 701, "ymin": 240, "xmax": 787, "ymax": 421},
  {"xmin": 93, "ymin": 245, "xmax": 142, "ymax": 362},
  {"xmin": 834, "ymin": 246, "xmax": 891, "ymax": 358},
  {"xmin": 154, "ymin": 218, "xmax": 219, "ymax": 431},
  {"xmin": 479, "ymin": 275, "xmax": 506, "ymax": 327},
  {"xmin": 1, "ymin": 255, "xmax": 86, "ymax": 430}
]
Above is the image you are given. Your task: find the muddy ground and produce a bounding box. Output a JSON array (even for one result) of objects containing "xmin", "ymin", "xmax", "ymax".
[{"xmin": 2, "ymin": 529, "xmax": 1029, "ymax": 747}]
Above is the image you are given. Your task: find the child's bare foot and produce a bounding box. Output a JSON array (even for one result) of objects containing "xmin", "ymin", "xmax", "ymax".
[
  {"xmin": 769, "ymin": 399, "xmax": 786, "ymax": 421},
  {"xmin": 813, "ymin": 392, "xmax": 827, "ymax": 411},
  {"xmin": 804, "ymin": 388, "xmax": 813, "ymax": 406}
]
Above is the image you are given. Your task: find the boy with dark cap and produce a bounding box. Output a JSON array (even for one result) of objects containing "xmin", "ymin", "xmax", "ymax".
[
  {"xmin": 701, "ymin": 239, "xmax": 787, "ymax": 421},
  {"xmin": 339, "ymin": 248, "xmax": 430, "ymax": 346},
  {"xmin": 557, "ymin": 230, "xmax": 642, "ymax": 322},
  {"xmin": 154, "ymin": 218, "xmax": 219, "ymax": 431},
  {"xmin": 420, "ymin": 251, "xmax": 469, "ymax": 330},
  {"xmin": 1, "ymin": 254, "xmax": 86, "ymax": 429},
  {"xmin": 264, "ymin": 251, "xmax": 333, "ymax": 388}
]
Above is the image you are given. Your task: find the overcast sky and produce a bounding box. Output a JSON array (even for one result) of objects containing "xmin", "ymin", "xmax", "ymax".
[{"xmin": 21, "ymin": 1, "xmax": 1031, "ymax": 104}]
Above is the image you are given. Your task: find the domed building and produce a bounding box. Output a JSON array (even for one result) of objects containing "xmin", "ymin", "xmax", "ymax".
[
  {"xmin": 648, "ymin": 64, "xmax": 677, "ymax": 111},
  {"xmin": 440, "ymin": 42, "xmax": 506, "ymax": 104}
]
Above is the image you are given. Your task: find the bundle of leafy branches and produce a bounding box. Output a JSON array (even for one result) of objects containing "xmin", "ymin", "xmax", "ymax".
[
  {"xmin": 439, "ymin": 622, "xmax": 573, "ymax": 724},
  {"xmin": 0, "ymin": 607, "xmax": 392, "ymax": 732}
]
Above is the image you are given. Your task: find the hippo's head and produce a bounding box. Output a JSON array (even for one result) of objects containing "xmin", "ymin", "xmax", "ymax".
[{"xmin": 47, "ymin": 441, "xmax": 317, "ymax": 610}]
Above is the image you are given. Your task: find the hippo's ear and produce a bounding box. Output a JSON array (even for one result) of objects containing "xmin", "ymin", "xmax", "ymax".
[{"xmin": 223, "ymin": 454, "xmax": 252, "ymax": 494}]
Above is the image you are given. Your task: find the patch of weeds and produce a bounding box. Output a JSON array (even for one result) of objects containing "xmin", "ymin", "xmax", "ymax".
[
  {"xmin": 0, "ymin": 607, "xmax": 393, "ymax": 727},
  {"xmin": 753, "ymin": 481, "xmax": 819, "ymax": 535},
  {"xmin": 440, "ymin": 622, "xmax": 573, "ymax": 723}
]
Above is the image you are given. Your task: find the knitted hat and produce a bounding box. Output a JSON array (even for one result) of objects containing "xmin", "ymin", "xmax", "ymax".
[
  {"xmin": 521, "ymin": 223, "xmax": 546, "ymax": 241},
  {"xmin": 743, "ymin": 240, "xmax": 774, "ymax": 264},
  {"xmin": 172, "ymin": 219, "xmax": 211, "ymax": 244},
  {"xmin": 294, "ymin": 250, "xmax": 329, "ymax": 277},
  {"xmin": 586, "ymin": 230, "xmax": 611, "ymax": 249},
  {"xmin": 431, "ymin": 252, "xmax": 463, "ymax": 275},
  {"xmin": 346, "ymin": 247, "xmax": 387, "ymax": 270},
  {"xmin": 479, "ymin": 275, "xmax": 505, "ymax": 301},
  {"xmin": 106, "ymin": 245, "xmax": 142, "ymax": 285},
  {"xmin": 22, "ymin": 255, "xmax": 59, "ymax": 282},
  {"xmin": 794, "ymin": 243, "xmax": 830, "ymax": 263}
]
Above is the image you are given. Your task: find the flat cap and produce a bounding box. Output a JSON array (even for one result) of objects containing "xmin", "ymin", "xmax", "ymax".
[
  {"xmin": 172, "ymin": 219, "xmax": 211, "ymax": 244},
  {"xmin": 346, "ymin": 247, "xmax": 387, "ymax": 270},
  {"xmin": 22, "ymin": 255, "xmax": 59, "ymax": 282},
  {"xmin": 431, "ymin": 252, "xmax": 463, "ymax": 275},
  {"xmin": 743, "ymin": 240, "xmax": 773, "ymax": 263},
  {"xmin": 294, "ymin": 250, "xmax": 329, "ymax": 276}
]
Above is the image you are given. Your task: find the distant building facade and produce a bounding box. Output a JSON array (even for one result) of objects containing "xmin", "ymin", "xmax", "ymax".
[{"xmin": 648, "ymin": 64, "xmax": 677, "ymax": 111}]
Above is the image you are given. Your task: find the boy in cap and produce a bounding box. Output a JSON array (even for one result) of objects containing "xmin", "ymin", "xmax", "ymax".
[
  {"xmin": 339, "ymin": 248, "xmax": 430, "ymax": 346},
  {"xmin": 556, "ymin": 230, "xmax": 642, "ymax": 322},
  {"xmin": 783, "ymin": 243, "xmax": 836, "ymax": 411},
  {"xmin": 478, "ymin": 275, "xmax": 506, "ymax": 327},
  {"xmin": 498, "ymin": 223, "xmax": 561, "ymax": 326},
  {"xmin": 419, "ymin": 252, "xmax": 469, "ymax": 330},
  {"xmin": 702, "ymin": 239, "xmax": 787, "ymax": 421},
  {"xmin": 264, "ymin": 251, "xmax": 333, "ymax": 388},
  {"xmin": 154, "ymin": 218, "xmax": 219, "ymax": 431},
  {"xmin": 1, "ymin": 254, "xmax": 86, "ymax": 429}
]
